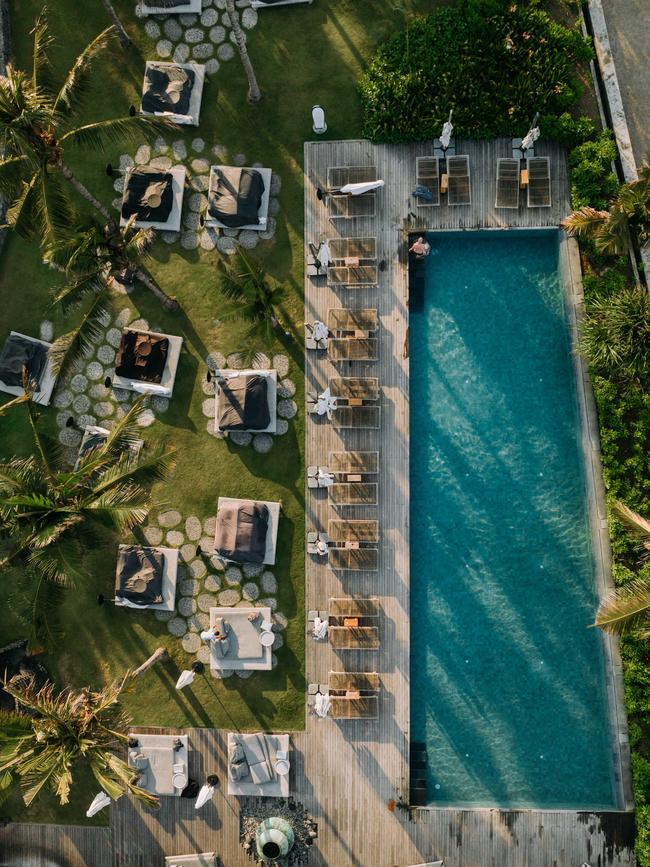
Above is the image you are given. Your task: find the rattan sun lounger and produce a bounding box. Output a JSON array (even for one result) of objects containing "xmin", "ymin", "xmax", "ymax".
[
  {"xmin": 328, "ymin": 194, "xmax": 376, "ymax": 220},
  {"xmin": 329, "ymin": 547, "xmax": 379, "ymax": 571},
  {"xmin": 329, "ymin": 482, "xmax": 378, "ymax": 506},
  {"xmin": 328, "ymin": 627, "xmax": 380, "ymax": 650},
  {"xmin": 446, "ymin": 155, "xmax": 471, "ymax": 206},
  {"xmin": 415, "ymin": 157, "xmax": 440, "ymax": 207},
  {"xmin": 328, "ymin": 265, "xmax": 379, "ymax": 288},
  {"xmin": 329, "ymin": 671, "xmax": 380, "ymax": 691},
  {"xmin": 328, "ymin": 451, "xmax": 379, "ymax": 475},
  {"xmin": 330, "ymin": 597, "xmax": 378, "ymax": 617},
  {"xmin": 328, "ymin": 238, "xmax": 377, "ymax": 262},
  {"xmin": 329, "ymin": 377, "xmax": 379, "ymax": 401},
  {"xmin": 331, "ymin": 696, "xmax": 378, "ymax": 719},
  {"xmin": 332, "ymin": 406, "xmax": 380, "ymax": 429},
  {"xmin": 495, "ymin": 158, "xmax": 519, "ymax": 209},
  {"xmin": 327, "ymin": 309, "xmax": 379, "ymax": 335},
  {"xmin": 328, "ymin": 338, "xmax": 378, "ymax": 362},
  {"xmin": 328, "ymin": 520, "xmax": 378, "ymax": 544},
  {"xmin": 327, "ymin": 166, "xmax": 377, "ymax": 192},
  {"xmin": 527, "ymin": 156, "xmax": 551, "ymax": 207}
]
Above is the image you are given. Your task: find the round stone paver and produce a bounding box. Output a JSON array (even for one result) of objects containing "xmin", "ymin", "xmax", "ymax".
[
  {"xmin": 152, "ymin": 396, "xmax": 170, "ymax": 413},
  {"xmin": 186, "ymin": 27, "xmax": 204, "ymax": 44},
  {"xmin": 145, "ymin": 20, "xmax": 160, "ymax": 38},
  {"xmin": 243, "ymin": 562, "xmax": 263, "ymax": 578},
  {"xmin": 89, "ymin": 382, "xmax": 110, "ymax": 399},
  {"xmin": 197, "ymin": 592, "xmax": 217, "ymax": 612},
  {"xmin": 199, "ymin": 535, "xmax": 214, "ymax": 553},
  {"xmin": 53, "ymin": 389, "xmax": 73, "ymax": 409},
  {"xmin": 97, "ymin": 345, "xmax": 115, "ymax": 365},
  {"xmin": 204, "ymin": 574, "xmax": 221, "ymax": 592},
  {"xmin": 172, "ymin": 140, "xmax": 188, "ymax": 161},
  {"xmin": 173, "ymin": 43, "xmax": 190, "ymax": 63},
  {"xmin": 202, "ymin": 398, "xmax": 215, "ymax": 418},
  {"xmin": 253, "ymin": 434, "xmax": 273, "ymax": 454},
  {"xmin": 137, "ymin": 409, "xmax": 156, "ymax": 427},
  {"xmin": 259, "ymin": 597, "xmax": 278, "ymax": 611},
  {"xmin": 188, "ymin": 612, "xmax": 210, "ymax": 632},
  {"xmin": 70, "ymin": 374, "xmax": 88, "ymax": 393},
  {"xmin": 72, "ymin": 395, "xmax": 91, "ymax": 415},
  {"xmin": 182, "ymin": 632, "xmax": 202, "ymax": 654},
  {"xmin": 261, "ymin": 571, "xmax": 277, "ymax": 593},
  {"xmin": 164, "ymin": 19, "xmax": 183, "ymax": 40},
  {"xmin": 78, "ymin": 414, "xmax": 97, "ymax": 429},
  {"xmin": 226, "ymin": 351, "xmax": 242, "ymax": 367},
  {"xmin": 209, "ymin": 24, "xmax": 226, "ymax": 43},
  {"xmin": 191, "ymin": 157, "xmax": 209, "ymax": 172},
  {"xmin": 167, "ymin": 530, "xmax": 185, "ymax": 546},
  {"xmin": 189, "ymin": 559, "xmax": 207, "ymax": 579},
  {"xmin": 107, "ymin": 328, "xmax": 123, "ymax": 348},
  {"xmin": 178, "ymin": 597, "xmax": 197, "ymax": 617},
  {"xmin": 144, "ymin": 526, "xmax": 163, "ymax": 545},
  {"xmin": 210, "ymin": 555, "xmax": 226, "ymax": 571},
  {"xmin": 40, "ymin": 320, "xmax": 54, "ymax": 341},
  {"xmin": 274, "ymin": 418, "xmax": 289, "ymax": 436},
  {"xmin": 129, "ymin": 318, "xmax": 150, "ymax": 332},
  {"xmin": 230, "ymin": 431, "xmax": 252, "ymax": 447},
  {"xmin": 193, "ymin": 43, "xmax": 214, "ymax": 59},
  {"xmin": 181, "ymin": 231, "xmax": 199, "ymax": 250},
  {"xmin": 273, "ymin": 632, "xmax": 284, "ymax": 651},
  {"xmin": 273, "ymin": 611, "xmax": 288, "ymax": 630},
  {"xmin": 203, "ymin": 516, "xmax": 216, "ymax": 536},
  {"xmin": 260, "ymin": 217, "xmax": 277, "ymax": 241},
  {"xmin": 95, "ymin": 401, "xmax": 115, "ymax": 419},
  {"xmin": 168, "ymin": 617, "xmax": 186, "ymax": 637},
  {"xmin": 242, "ymin": 582, "xmax": 259, "ymax": 601},
  {"xmin": 181, "ymin": 543, "xmax": 197, "ymax": 562},
  {"xmin": 190, "ymin": 175, "xmax": 209, "ymax": 192},
  {"xmin": 270, "ymin": 174, "xmax": 282, "ymax": 195},
  {"xmin": 155, "ymin": 609, "xmax": 174, "ymax": 621},
  {"xmin": 59, "ymin": 428, "xmax": 82, "ymax": 447},
  {"xmin": 217, "ymin": 42, "xmax": 235, "ymax": 61},
  {"xmin": 204, "ymin": 58, "xmax": 220, "ymax": 76},
  {"xmin": 242, "ymin": 7, "xmax": 257, "ymax": 28},
  {"xmin": 238, "ymin": 230, "xmax": 258, "ymax": 250},
  {"xmin": 277, "ymin": 399, "xmax": 297, "ymax": 419},
  {"xmin": 218, "ymin": 588, "xmax": 241, "ymax": 606},
  {"xmin": 206, "ymin": 351, "xmax": 226, "ymax": 370},
  {"xmin": 216, "ymin": 236, "xmax": 237, "ymax": 254},
  {"xmin": 135, "ymin": 145, "xmax": 152, "ymax": 165},
  {"xmin": 186, "ymin": 516, "xmax": 202, "ymax": 541},
  {"xmin": 150, "ymin": 156, "xmax": 173, "ymax": 171},
  {"xmin": 189, "ymin": 192, "xmax": 205, "ymax": 212},
  {"xmin": 196, "ymin": 645, "xmax": 210, "ymax": 664},
  {"xmin": 278, "ymin": 378, "xmax": 296, "ymax": 398},
  {"xmin": 156, "ymin": 39, "xmax": 173, "ymax": 57},
  {"xmin": 272, "ymin": 354, "xmax": 289, "ymax": 376},
  {"xmin": 225, "ymin": 566, "xmax": 242, "ymax": 585},
  {"xmin": 201, "ymin": 7, "xmax": 219, "ymax": 25},
  {"xmin": 180, "ymin": 578, "xmax": 200, "ymax": 596},
  {"xmin": 235, "ymin": 669, "xmax": 253, "ymax": 679}
]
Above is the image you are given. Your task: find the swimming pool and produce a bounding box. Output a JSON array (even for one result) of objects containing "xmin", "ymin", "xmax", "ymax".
[{"xmin": 409, "ymin": 230, "xmax": 617, "ymax": 809}]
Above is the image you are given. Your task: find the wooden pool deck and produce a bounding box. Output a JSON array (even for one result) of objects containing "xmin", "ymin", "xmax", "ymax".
[{"xmin": 0, "ymin": 139, "xmax": 635, "ymax": 866}]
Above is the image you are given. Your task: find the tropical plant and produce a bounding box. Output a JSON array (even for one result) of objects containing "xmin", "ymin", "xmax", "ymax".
[
  {"xmin": 0, "ymin": 398, "xmax": 176, "ymax": 586},
  {"xmin": 0, "ymin": 672, "xmax": 157, "ymax": 808},
  {"xmin": 569, "ymin": 131, "xmax": 619, "ymax": 210},
  {"xmin": 562, "ymin": 159, "xmax": 650, "ymax": 255},
  {"xmin": 45, "ymin": 216, "xmax": 178, "ymax": 315},
  {"xmin": 99, "ymin": 0, "xmax": 131, "ymax": 49},
  {"xmin": 224, "ymin": 0, "xmax": 261, "ymax": 104},
  {"xmin": 579, "ymin": 285, "xmax": 650, "ymax": 387},
  {"xmin": 595, "ymin": 503, "xmax": 650, "ymax": 636},
  {"xmin": 0, "ymin": 11, "xmax": 168, "ymax": 246},
  {"xmin": 217, "ymin": 249, "xmax": 287, "ymax": 351}
]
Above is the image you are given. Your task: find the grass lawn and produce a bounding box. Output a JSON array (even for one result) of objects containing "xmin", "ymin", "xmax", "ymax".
[{"xmin": 0, "ymin": 0, "xmax": 433, "ymax": 824}]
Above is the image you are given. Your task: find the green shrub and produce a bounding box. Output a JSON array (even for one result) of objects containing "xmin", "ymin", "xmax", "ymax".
[
  {"xmin": 633, "ymin": 753, "xmax": 650, "ymax": 805},
  {"xmin": 359, "ymin": 2, "xmax": 593, "ymax": 143},
  {"xmin": 569, "ymin": 131, "xmax": 620, "ymax": 208},
  {"xmin": 541, "ymin": 112, "xmax": 597, "ymax": 148},
  {"xmin": 637, "ymin": 806, "xmax": 650, "ymax": 867},
  {"xmin": 582, "ymin": 264, "xmax": 628, "ymax": 300}
]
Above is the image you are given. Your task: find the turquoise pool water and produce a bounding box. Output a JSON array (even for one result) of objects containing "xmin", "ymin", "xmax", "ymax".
[{"xmin": 409, "ymin": 230, "xmax": 617, "ymax": 809}]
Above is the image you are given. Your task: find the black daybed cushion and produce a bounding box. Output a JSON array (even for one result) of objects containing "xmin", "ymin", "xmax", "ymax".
[
  {"xmin": 142, "ymin": 64, "xmax": 195, "ymax": 116},
  {"xmin": 217, "ymin": 374, "xmax": 270, "ymax": 431},
  {"xmin": 115, "ymin": 330, "xmax": 169, "ymax": 384},
  {"xmin": 0, "ymin": 335, "xmax": 48, "ymax": 388},
  {"xmin": 208, "ymin": 167, "xmax": 265, "ymax": 228},
  {"xmin": 121, "ymin": 167, "xmax": 174, "ymax": 224},
  {"xmin": 215, "ymin": 501, "xmax": 269, "ymax": 564},
  {"xmin": 115, "ymin": 546, "xmax": 165, "ymax": 605}
]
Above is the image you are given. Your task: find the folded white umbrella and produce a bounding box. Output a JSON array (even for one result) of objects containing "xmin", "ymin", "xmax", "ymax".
[
  {"xmin": 194, "ymin": 783, "xmax": 216, "ymax": 809},
  {"xmin": 521, "ymin": 126, "xmax": 540, "ymax": 151},
  {"xmin": 313, "ymin": 617, "xmax": 328, "ymax": 640},
  {"xmin": 175, "ymin": 669, "xmax": 196, "ymax": 690},
  {"xmin": 440, "ymin": 120, "xmax": 454, "ymax": 150},
  {"xmin": 86, "ymin": 791, "xmax": 111, "ymax": 817},
  {"xmin": 315, "ymin": 692, "xmax": 332, "ymax": 718},
  {"xmin": 318, "ymin": 241, "xmax": 331, "ymax": 268},
  {"xmin": 340, "ymin": 180, "xmax": 385, "ymax": 196},
  {"xmin": 312, "ymin": 321, "xmax": 329, "ymax": 342}
]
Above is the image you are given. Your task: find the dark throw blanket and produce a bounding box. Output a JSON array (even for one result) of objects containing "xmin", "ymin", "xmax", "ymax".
[
  {"xmin": 0, "ymin": 335, "xmax": 47, "ymax": 388},
  {"xmin": 115, "ymin": 546, "xmax": 165, "ymax": 605},
  {"xmin": 115, "ymin": 331, "xmax": 169, "ymax": 384},
  {"xmin": 121, "ymin": 168, "xmax": 174, "ymax": 224},
  {"xmin": 208, "ymin": 167, "xmax": 265, "ymax": 228},
  {"xmin": 217, "ymin": 374, "xmax": 270, "ymax": 431},
  {"xmin": 141, "ymin": 64, "xmax": 195, "ymax": 116},
  {"xmin": 215, "ymin": 502, "xmax": 270, "ymax": 564}
]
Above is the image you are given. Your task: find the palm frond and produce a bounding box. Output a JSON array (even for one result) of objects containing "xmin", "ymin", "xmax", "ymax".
[
  {"xmin": 3, "ymin": 173, "xmax": 39, "ymax": 239},
  {"xmin": 53, "ymin": 26, "xmax": 116, "ymax": 118},
  {"xmin": 31, "ymin": 10, "xmax": 54, "ymax": 94},
  {"xmin": 613, "ymin": 502, "xmax": 650, "ymax": 549},
  {"xmin": 0, "ymin": 155, "xmax": 30, "ymax": 196},
  {"xmin": 27, "ymin": 536, "xmax": 86, "ymax": 586},
  {"xmin": 561, "ymin": 206, "xmax": 609, "ymax": 239},
  {"xmin": 48, "ymin": 292, "xmax": 111, "ymax": 379},
  {"xmin": 0, "ymin": 392, "xmax": 30, "ymax": 418},
  {"xmin": 60, "ymin": 115, "xmax": 174, "ymax": 152},
  {"xmin": 51, "ymin": 270, "xmax": 105, "ymax": 312},
  {"xmin": 35, "ymin": 169, "xmax": 76, "ymax": 247},
  {"xmin": 90, "ymin": 443, "xmax": 176, "ymax": 496},
  {"xmin": 594, "ymin": 577, "xmax": 650, "ymax": 635}
]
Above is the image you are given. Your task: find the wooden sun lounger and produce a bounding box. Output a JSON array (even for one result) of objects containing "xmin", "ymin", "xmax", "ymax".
[
  {"xmin": 328, "ymin": 194, "xmax": 376, "ymax": 219},
  {"xmin": 328, "ymin": 265, "xmax": 378, "ymax": 287},
  {"xmin": 329, "ymin": 338, "xmax": 378, "ymax": 362},
  {"xmin": 327, "ymin": 166, "xmax": 377, "ymax": 191},
  {"xmin": 328, "ymin": 238, "xmax": 377, "ymax": 262},
  {"xmin": 527, "ymin": 156, "xmax": 551, "ymax": 207},
  {"xmin": 328, "ymin": 451, "xmax": 379, "ymax": 475},
  {"xmin": 495, "ymin": 158, "xmax": 519, "ymax": 209},
  {"xmin": 330, "ymin": 377, "xmax": 379, "ymax": 401},
  {"xmin": 329, "ymin": 482, "xmax": 378, "ymax": 506},
  {"xmin": 332, "ymin": 406, "xmax": 380, "ymax": 429},
  {"xmin": 328, "ymin": 627, "xmax": 380, "ymax": 650},
  {"xmin": 415, "ymin": 156, "xmax": 440, "ymax": 207},
  {"xmin": 329, "ymin": 547, "xmax": 379, "ymax": 571},
  {"xmin": 329, "ymin": 597, "xmax": 378, "ymax": 617},
  {"xmin": 446, "ymin": 155, "xmax": 471, "ymax": 206},
  {"xmin": 331, "ymin": 696, "xmax": 379, "ymax": 719},
  {"xmin": 328, "ymin": 519, "xmax": 379, "ymax": 544},
  {"xmin": 329, "ymin": 671, "xmax": 380, "ymax": 691},
  {"xmin": 327, "ymin": 309, "xmax": 379, "ymax": 335}
]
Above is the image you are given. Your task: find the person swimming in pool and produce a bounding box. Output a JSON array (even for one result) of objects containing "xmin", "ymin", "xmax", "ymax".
[{"xmin": 409, "ymin": 236, "xmax": 430, "ymax": 259}]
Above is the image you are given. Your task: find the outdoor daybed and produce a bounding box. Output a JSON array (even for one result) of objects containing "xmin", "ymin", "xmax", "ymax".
[
  {"xmin": 141, "ymin": 0, "xmax": 201, "ymax": 14},
  {"xmin": 112, "ymin": 328, "xmax": 183, "ymax": 397},
  {"xmin": 214, "ymin": 369, "xmax": 277, "ymax": 433},
  {"xmin": 214, "ymin": 497, "xmax": 280, "ymax": 565},
  {"xmin": 227, "ymin": 732, "xmax": 290, "ymax": 796},
  {"xmin": 128, "ymin": 732, "xmax": 189, "ymax": 796},
  {"xmin": 141, "ymin": 62, "xmax": 205, "ymax": 126},
  {"xmin": 205, "ymin": 165, "xmax": 272, "ymax": 231},
  {"xmin": 0, "ymin": 332, "xmax": 56, "ymax": 405},
  {"xmin": 120, "ymin": 165, "xmax": 186, "ymax": 231},
  {"xmin": 114, "ymin": 544, "xmax": 179, "ymax": 611},
  {"xmin": 164, "ymin": 857, "xmax": 217, "ymax": 867},
  {"xmin": 209, "ymin": 606, "xmax": 274, "ymax": 672}
]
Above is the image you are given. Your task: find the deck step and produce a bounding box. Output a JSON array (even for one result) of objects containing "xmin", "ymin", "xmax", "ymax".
[{"xmin": 409, "ymin": 740, "xmax": 430, "ymax": 806}]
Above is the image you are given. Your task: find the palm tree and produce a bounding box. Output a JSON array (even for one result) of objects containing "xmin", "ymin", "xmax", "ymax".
[
  {"xmin": 217, "ymin": 249, "xmax": 287, "ymax": 350},
  {"xmin": 45, "ymin": 217, "xmax": 179, "ymax": 312},
  {"xmin": 0, "ymin": 398, "xmax": 176, "ymax": 586},
  {"xmin": 99, "ymin": 0, "xmax": 132, "ymax": 49},
  {"xmin": 224, "ymin": 0, "xmax": 261, "ymax": 104},
  {"xmin": 595, "ymin": 503, "xmax": 650, "ymax": 636},
  {"xmin": 561, "ymin": 158, "xmax": 650, "ymax": 256},
  {"xmin": 0, "ymin": 12, "xmax": 168, "ymax": 246},
  {"xmin": 0, "ymin": 671, "xmax": 158, "ymax": 808}
]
